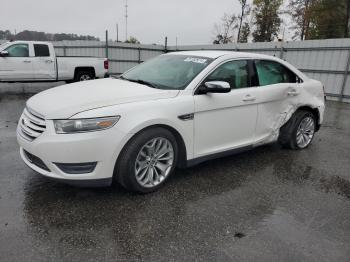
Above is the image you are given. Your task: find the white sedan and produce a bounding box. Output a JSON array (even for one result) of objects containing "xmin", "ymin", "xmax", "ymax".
[{"xmin": 17, "ymin": 51, "xmax": 326, "ymax": 193}]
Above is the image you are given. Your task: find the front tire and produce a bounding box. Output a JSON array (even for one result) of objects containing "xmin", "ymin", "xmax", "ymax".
[
  {"xmin": 115, "ymin": 127, "xmax": 178, "ymax": 193},
  {"xmin": 279, "ymin": 110, "xmax": 316, "ymax": 150}
]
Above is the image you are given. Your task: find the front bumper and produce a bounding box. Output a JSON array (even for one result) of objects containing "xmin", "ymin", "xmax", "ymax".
[
  {"xmin": 20, "ymin": 148, "xmax": 112, "ymax": 187},
  {"xmin": 17, "ymin": 118, "xmax": 133, "ymax": 186}
]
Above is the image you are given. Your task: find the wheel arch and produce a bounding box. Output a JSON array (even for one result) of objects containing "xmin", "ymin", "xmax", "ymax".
[
  {"xmin": 115, "ymin": 124, "xmax": 188, "ymax": 171},
  {"xmin": 296, "ymin": 105, "xmax": 321, "ymax": 131},
  {"xmin": 74, "ymin": 67, "xmax": 96, "ymax": 79}
]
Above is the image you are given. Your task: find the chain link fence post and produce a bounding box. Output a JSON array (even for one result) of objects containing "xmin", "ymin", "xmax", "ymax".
[
  {"xmin": 340, "ymin": 49, "xmax": 350, "ymax": 101},
  {"xmin": 279, "ymin": 41, "xmax": 285, "ymax": 60}
]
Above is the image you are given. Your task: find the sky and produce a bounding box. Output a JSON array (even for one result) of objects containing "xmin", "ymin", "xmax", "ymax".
[{"xmin": 1, "ymin": 0, "xmax": 244, "ymax": 45}]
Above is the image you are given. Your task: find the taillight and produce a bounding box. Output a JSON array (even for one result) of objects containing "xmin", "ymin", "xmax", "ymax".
[{"xmin": 104, "ymin": 60, "xmax": 109, "ymax": 70}]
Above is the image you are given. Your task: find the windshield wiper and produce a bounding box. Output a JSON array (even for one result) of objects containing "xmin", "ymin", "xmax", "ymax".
[{"xmin": 121, "ymin": 77, "xmax": 159, "ymax": 89}]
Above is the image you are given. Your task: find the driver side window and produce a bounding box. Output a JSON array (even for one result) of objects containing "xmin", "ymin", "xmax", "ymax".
[
  {"xmin": 205, "ymin": 60, "xmax": 249, "ymax": 89},
  {"xmin": 5, "ymin": 44, "xmax": 29, "ymax": 57}
]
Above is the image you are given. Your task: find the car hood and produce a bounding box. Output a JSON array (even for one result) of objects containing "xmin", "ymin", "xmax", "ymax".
[{"xmin": 26, "ymin": 78, "xmax": 180, "ymax": 119}]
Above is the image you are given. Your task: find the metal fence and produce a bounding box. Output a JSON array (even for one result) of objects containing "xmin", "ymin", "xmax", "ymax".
[
  {"xmin": 52, "ymin": 40, "xmax": 164, "ymax": 76},
  {"xmin": 1, "ymin": 38, "xmax": 350, "ymax": 100}
]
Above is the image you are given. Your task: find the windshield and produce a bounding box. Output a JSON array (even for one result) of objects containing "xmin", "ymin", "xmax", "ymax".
[{"xmin": 121, "ymin": 54, "xmax": 213, "ymax": 90}]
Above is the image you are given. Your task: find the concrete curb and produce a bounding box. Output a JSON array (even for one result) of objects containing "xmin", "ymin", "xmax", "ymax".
[{"xmin": 0, "ymin": 82, "xmax": 64, "ymax": 95}]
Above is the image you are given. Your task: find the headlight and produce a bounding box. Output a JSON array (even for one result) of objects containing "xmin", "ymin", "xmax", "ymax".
[{"xmin": 54, "ymin": 116, "xmax": 120, "ymax": 134}]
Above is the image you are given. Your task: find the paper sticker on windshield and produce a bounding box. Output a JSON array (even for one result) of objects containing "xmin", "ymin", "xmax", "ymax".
[{"xmin": 184, "ymin": 57, "xmax": 207, "ymax": 64}]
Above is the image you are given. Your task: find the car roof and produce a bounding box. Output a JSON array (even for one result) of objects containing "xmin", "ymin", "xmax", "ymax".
[
  {"xmin": 6, "ymin": 40, "xmax": 50, "ymax": 45},
  {"xmin": 168, "ymin": 50, "xmax": 278, "ymax": 60}
]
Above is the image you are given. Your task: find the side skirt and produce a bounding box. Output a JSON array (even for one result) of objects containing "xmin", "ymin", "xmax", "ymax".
[{"xmin": 186, "ymin": 145, "xmax": 254, "ymax": 168}]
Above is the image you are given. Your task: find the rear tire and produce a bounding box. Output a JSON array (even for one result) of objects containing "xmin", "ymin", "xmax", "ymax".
[
  {"xmin": 74, "ymin": 70, "xmax": 94, "ymax": 82},
  {"xmin": 114, "ymin": 127, "xmax": 178, "ymax": 193},
  {"xmin": 279, "ymin": 110, "xmax": 316, "ymax": 150}
]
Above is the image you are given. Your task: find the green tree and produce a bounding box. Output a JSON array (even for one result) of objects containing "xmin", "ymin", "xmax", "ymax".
[
  {"xmin": 213, "ymin": 14, "xmax": 238, "ymax": 44},
  {"xmin": 53, "ymin": 33, "xmax": 99, "ymax": 41},
  {"xmin": 15, "ymin": 30, "xmax": 48, "ymax": 41},
  {"xmin": 237, "ymin": 0, "xmax": 251, "ymax": 42},
  {"xmin": 239, "ymin": 22, "xmax": 251, "ymax": 43},
  {"xmin": 287, "ymin": 0, "xmax": 349, "ymax": 40},
  {"xmin": 346, "ymin": 0, "xmax": 350, "ymax": 37},
  {"xmin": 252, "ymin": 0, "xmax": 283, "ymax": 42},
  {"xmin": 0, "ymin": 30, "xmax": 14, "ymax": 40},
  {"xmin": 0, "ymin": 30, "xmax": 100, "ymax": 41},
  {"xmin": 287, "ymin": 0, "xmax": 315, "ymax": 40},
  {"xmin": 213, "ymin": 1, "xmax": 251, "ymax": 44},
  {"xmin": 125, "ymin": 36, "xmax": 140, "ymax": 44},
  {"xmin": 307, "ymin": 0, "xmax": 347, "ymax": 39}
]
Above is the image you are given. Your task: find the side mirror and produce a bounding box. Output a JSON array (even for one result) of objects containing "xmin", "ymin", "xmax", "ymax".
[
  {"xmin": 0, "ymin": 51, "xmax": 9, "ymax": 57},
  {"xmin": 199, "ymin": 81, "xmax": 231, "ymax": 94}
]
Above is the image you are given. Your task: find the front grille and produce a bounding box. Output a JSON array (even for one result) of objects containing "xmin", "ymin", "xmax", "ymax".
[
  {"xmin": 23, "ymin": 150, "xmax": 50, "ymax": 172},
  {"xmin": 19, "ymin": 107, "xmax": 46, "ymax": 141}
]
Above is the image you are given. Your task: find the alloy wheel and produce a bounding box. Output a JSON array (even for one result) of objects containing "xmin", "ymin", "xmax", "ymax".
[
  {"xmin": 134, "ymin": 137, "xmax": 174, "ymax": 188},
  {"xmin": 79, "ymin": 74, "xmax": 91, "ymax": 81},
  {"xmin": 296, "ymin": 116, "xmax": 315, "ymax": 148}
]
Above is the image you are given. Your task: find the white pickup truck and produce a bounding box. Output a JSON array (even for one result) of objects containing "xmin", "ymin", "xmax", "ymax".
[{"xmin": 0, "ymin": 41, "xmax": 109, "ymax": 82}]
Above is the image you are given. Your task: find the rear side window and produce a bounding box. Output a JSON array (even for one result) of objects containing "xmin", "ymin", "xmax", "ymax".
[
  {"xmin": 34, "ymin": 44, "xmax": 50, "ymax": 57},
  {"xmin": 5, "ymin": 44, "xmax": 29, "ymax": 57},
  {"xmin": 255, "ymin": 60, "xmax": 298, "ymax": 86},
  {"xmin": 205, "ymin": 60, "xmax": 249, "ymax": 89}
]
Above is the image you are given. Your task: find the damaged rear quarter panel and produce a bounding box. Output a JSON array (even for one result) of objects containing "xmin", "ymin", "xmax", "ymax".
[{"xmin": 254, "ymin": 79, "xmax": 325, "ymax": 146}]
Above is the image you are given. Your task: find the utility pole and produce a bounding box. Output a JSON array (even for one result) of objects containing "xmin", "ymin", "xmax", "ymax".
[
  {"xmin": 125, "ymin": 0, "xmax": 128, "ymax": 41},
  {"xmin": 165, "ymin": 36, "xmax": 168, "ymax": 53},
  {"xmin": 105, "ymin": 30, "xmax": 109, "ymax": 59},
  {"xmin": 116, "ymin": 23, "xmax": 119, "ymax": 42}
]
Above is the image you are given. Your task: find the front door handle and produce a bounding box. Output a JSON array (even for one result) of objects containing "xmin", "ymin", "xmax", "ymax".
[
  {"xmin": 243, "ymin": 95, "xmax": 256, "ymax": 102},
  {"xmin": 45, "ymin": 60, "xmax": 54, "ymax": 63},
  {"xmin": 23, "ymin": 60, "xmax": 31, "ymax": 63}
]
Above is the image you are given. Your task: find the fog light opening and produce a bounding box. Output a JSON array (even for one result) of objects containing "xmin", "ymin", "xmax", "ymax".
[{"xmin": 54, "ymin": 162, "xmax": 97, "ymax": 174}]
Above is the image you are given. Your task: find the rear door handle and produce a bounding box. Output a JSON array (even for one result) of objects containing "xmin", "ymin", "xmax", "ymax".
[
  {"xmin": 23, "ymin": 60, "xmax": 31, "ymax": 63},
  {"xmin": 243, "ymin": 94, "xmax": 256, "ymax": 102},
  {"xmin": 45, "ymin": 60, "xmax": 54, "ymax": 63},
  {"xmin": 288, "ymin": 89, "xmax": 300, "ymax": 96}
]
